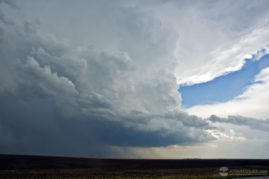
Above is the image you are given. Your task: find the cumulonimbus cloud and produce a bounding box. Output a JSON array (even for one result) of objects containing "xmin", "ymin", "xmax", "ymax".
[
  {"xmin": 1, "ymin": 0, "xmax": 269, "ymax": 158},
  {"xmin": 0, "ymin": 1, "xmax": 215, "ymax": 157}
]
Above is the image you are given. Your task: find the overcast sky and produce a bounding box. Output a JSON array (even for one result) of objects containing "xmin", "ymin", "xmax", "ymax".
[{"xmin": 0, "ymin": 0, "xmax": 269, "ymax": 158}]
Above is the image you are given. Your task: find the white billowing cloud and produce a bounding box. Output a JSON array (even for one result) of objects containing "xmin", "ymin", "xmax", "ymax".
[
  {"xmin": 187, "ymin": 66, "xmax": 269, "ymax": 119},
  {"xmin": 177, "ymin": 23, "xmax": 269, "ymax": 85},
  {"xmin": 17, "ymin": 0, "xmax": 269, "ymax": 86},
  {"xmin": 146, "ymin": 0, "xmax": 269, "ymax": 85}
]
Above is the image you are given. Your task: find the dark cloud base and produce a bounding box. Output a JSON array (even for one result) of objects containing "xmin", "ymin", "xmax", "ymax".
[{"xmin": 0, "ymin": 91, "xmax": 210, "ymax": 157}]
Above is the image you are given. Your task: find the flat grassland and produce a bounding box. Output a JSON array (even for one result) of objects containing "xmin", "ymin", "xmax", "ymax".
[{"xmin": 0, "ymin": 155, "xmax": 269, "ymax": 178}]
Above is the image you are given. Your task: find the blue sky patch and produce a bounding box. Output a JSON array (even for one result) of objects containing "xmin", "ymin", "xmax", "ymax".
[{"xmin": 179, "ymin": 54, "xmax": 269, "ymax": 108}]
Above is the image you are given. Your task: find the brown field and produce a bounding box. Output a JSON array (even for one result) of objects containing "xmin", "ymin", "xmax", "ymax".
[{"xmin": 1, "ymin": 155, "xmax": 269, "ymax": 178}]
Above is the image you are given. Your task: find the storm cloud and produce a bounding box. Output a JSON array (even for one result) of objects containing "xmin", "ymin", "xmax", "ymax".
[
  {"xmin": 1, "ymin": 0, "xmax": 269, "ymax": 158},
  {"xmin": 0, "ymin": 1, "xmax": 214, "ymax": 157}
]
